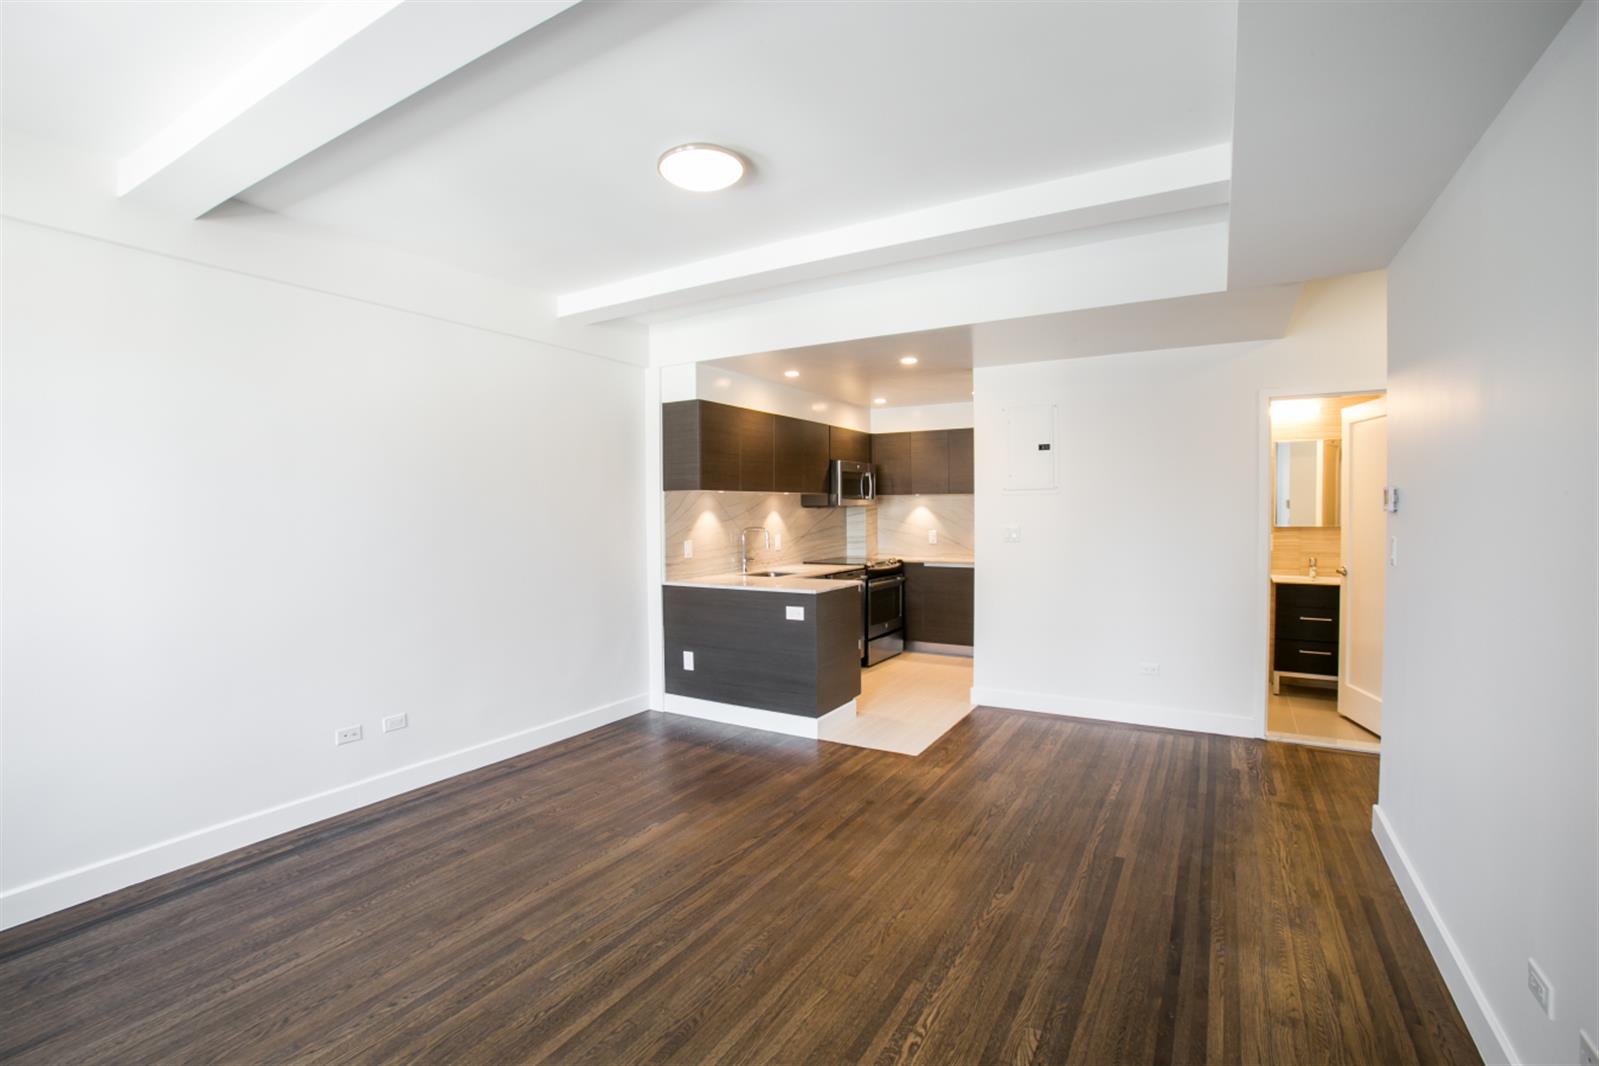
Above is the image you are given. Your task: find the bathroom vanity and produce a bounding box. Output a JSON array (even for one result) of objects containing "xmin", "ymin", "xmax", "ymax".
[{"xmin": 1271, "ymin": 574, "xmax": 1341, "ymax": 694}]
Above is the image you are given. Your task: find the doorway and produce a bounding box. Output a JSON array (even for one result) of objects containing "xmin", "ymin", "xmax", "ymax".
[{"xmin": 1264, "ymin": 391, "xmax": 1386, "ymax": 752}]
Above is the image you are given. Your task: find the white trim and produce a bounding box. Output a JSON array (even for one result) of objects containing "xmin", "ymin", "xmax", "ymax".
[
  {"xmin": 0, "ymin": 694, "xmax": 648, "ymax": 931},
  {"xmin": 661, "ymin": 693, "xmax": 857, "ymax": 740},
  {"xmin": 970, "ymin": 687, "xmax": 1258, "ymax": 739},
  {"xmin": 1371, "ymin": 804, "xmax": 1517, "ymax": 1065}
]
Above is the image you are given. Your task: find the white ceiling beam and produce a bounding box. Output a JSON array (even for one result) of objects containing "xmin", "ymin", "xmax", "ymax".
[
  {"xmin": 559, "ymin": 144, "xmax": 1231, "ymax": 324},
  {"xmin": 117, "ymin": 0, "xmax": 579, "ymax": 218}
]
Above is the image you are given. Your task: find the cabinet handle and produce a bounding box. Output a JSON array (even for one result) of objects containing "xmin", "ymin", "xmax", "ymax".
[
  {"xmin": 1298, "ymin": 616, "xmax": 1333, "ymax": 623},
  {"xmin": 1298, "ymin": 649, "xmax": 1333, "ymax": 657}
]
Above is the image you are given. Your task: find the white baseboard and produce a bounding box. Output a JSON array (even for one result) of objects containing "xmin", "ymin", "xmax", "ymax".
[
  {"xmin": 0, "ymin": 693, "xmax": 649, "ymax": 931},
  {"xmin": 1371, "ymin": 804, "xmax": 1515, "ymax": 1065},
  {"xmin": 969, "ymin": 686, "xmax": 1258, "ymax": 739},
  {"xmin": 662, "ymin": 693, "xmax": 856, "ymax": 740}
]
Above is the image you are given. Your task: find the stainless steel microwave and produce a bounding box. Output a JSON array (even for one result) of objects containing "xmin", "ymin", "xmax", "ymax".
[{"xmin": 802, "ymin": 460, "xmax": 875, "ymax": 508}]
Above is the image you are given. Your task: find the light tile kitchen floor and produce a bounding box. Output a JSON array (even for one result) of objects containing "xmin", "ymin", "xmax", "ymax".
[
  {"xmin": 1267, "ymin": 681, "xmax": 1380, "ymax": 753},
  {"xmin": 826, "ymin": 651, "xmax": 974, "ymax": 756}
]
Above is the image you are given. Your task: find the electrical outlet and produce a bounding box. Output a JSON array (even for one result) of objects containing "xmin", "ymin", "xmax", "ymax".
[
  {"xmin": 1527, "ymin": 958, "xmax": 1554, "ymax": 1019},
  {"xmin": 927, "ymin": 528, "xmax": 939, "ymax": 544},
  {"xmin": 1578, "ymin": 1031, "xmax": 1598, "ymax": 1066},
  {"xmin": 1389, "ymin": 536, "xmax": 1399, "ymax": 566},
  {"xmin": 1138, "ymin": 662, "xmax": 1161, "ymax": 676},
  {"xmin": 335, "ymin": 725, "xmax": 363, "ymax": 746},
  {"xmin": 382, "ymin": 713, "xmax": 408, "ymax": 733},
  {"xmin": 773, "ymin": 533, "xmax": 782, "ymax": 550},
  {"xmin": 785, "ymin": 605, "xmax": 805, "ymax": 621},
  {"xmin": 682, "ymin": 650, "xmax": 695, "ymax": 671},
  {"xmin": 682, "ymin": 540, "xmax": 694, "ymax": 559}
]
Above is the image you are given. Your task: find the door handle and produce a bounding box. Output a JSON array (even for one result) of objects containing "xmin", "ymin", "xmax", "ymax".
[{"xmin": 1298, "ymin": 616, "xmax": 1333, "ymax": 623}]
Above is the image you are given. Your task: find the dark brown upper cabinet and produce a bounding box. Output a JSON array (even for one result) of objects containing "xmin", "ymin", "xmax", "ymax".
[
  {"xmin": 947, "ymin": 427, "xmax": 974, "ymax": 493},
  {"xmin": 774, "ymin": 415, "xmax": 830, "ymax": 493},
  {"xmin": 872, "ymin": 433, "xmax": 911, "ymax": 495},
  {"xmin": 735, "ymin": 407, "xmax": 775, "ymax": 491},
  {"xmin": 666, "ymin": 399, "xmax": 974, "ymax": 496},
  {"xmin": 829, "ymin": 426, "xmax": 872, "ymax": 465},
  {"xmin": 910, "ymin": 430, "xmax": 950, "ymax": 495},
  {"xmin": 662, "ymin": 400, "xmax": 773, "ymax": 492}
]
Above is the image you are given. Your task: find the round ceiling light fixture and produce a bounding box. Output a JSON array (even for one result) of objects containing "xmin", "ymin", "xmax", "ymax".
[
  {"xmin": 658, "ymin": 144, "xmax": 746, "ymax": 192},
  {"xmin": 873, "ymin": 397, "xmax": 887, "ymax": 405},
  {"xmin": 784, "ymin": 369, "xmax": 800, "ymax": 378},
  {"xmin": 899, "ymin": 355, "xmax": 919, "ymax": 365}
]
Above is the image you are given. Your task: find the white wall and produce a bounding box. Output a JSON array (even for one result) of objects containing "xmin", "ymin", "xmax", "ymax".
[
  {"xmin": 870, "ymin": 402, "xmax": 973, "ymax": 433},
  {"xmin": 1, "ymin": 219, "xmax": 650, "ymax": 927},
  {"xmin": 693, "ymin": 364, "xmax": 870, "ymax": 431},
  {"xmin": 970, "ymin": 271, "xmax": 1386, "ymax": 736},
  {"xmin": 1377, "ymin": 5, "xmax": 1597, "ymax": 1064}
]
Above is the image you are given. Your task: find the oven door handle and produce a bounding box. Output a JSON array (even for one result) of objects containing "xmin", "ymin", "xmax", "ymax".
[{"xmin": 867, "ymin": 574, "xmax": 906, "ymax": 589}]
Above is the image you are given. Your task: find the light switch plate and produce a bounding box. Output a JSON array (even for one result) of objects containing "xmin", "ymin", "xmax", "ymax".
[
  {"xmin": 381, "ymin": 713, "xmax": 408, "ymax": 733},
  {"xmin": 682, "ymin": 650, "xmax": 694, "ymax": 671},
  {"xmin": 1527, "ymin": 958, "xmax": 1554, "ymax": 1018},
  {"xmin": 786, "ymin": 605, "xmax": 805, "ymax": 621},
  {"xmin": 928, "ymin": 529, "xmax": 939, "ymax": 544},
  {"xmin": 682, "ymin": 540, "xmax": 693, "ymax": 559}
]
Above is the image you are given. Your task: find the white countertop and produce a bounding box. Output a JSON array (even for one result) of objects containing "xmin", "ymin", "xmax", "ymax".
[
  {"xmin": 1270, "ymin": 572, "xmax": 1343, "ymax": 586},
  {"xmin": 665, "ymin": 563, "xmax": 862, "ymax": 595}
]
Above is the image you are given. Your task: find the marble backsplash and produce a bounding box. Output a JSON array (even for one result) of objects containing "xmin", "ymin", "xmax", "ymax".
[
  {"xmin": 664, "ymin": 491, "xmax": 848, "ymax": 580},
  {"xmin": 873, "ymin": 495, "xmax": 975, "ymax": 560}
]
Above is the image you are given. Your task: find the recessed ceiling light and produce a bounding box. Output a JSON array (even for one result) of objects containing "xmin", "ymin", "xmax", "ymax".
[
  {"xmin": 658, "ymin": 144, "xmax": 746, "ymax": 192},
  {"xmin": 873, "ymin": 397, "xmax": 887, "ymax": 405},
  {"xmin": 899, "ymin": 355, "xmax": 919, "ymax": 365},
  {"xmin": 784, "ymin": 369, "xmax": 800, "ymax": 378}
]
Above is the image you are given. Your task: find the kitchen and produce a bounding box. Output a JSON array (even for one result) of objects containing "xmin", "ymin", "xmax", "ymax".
[{"xmin": 657, "ymin": 337, "xmax": 977, "ymax": 755}]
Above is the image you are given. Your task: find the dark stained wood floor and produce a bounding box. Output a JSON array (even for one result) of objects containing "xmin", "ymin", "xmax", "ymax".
[{"xmin": 0, "ymin": 708, "xmax": 1480, "ymax": 1065}]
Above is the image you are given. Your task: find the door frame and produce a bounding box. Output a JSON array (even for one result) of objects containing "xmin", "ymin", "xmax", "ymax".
[{"xmin": 1253, "ymin": 384, "xmax": 1386, "ymax": 739}]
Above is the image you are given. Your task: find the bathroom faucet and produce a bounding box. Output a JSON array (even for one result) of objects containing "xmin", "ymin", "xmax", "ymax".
[{"xmin": 739, "ymin": 527, "xmax": 771, "ymax": 574}]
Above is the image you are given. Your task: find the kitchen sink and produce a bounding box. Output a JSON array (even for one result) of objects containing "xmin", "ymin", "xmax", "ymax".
[{"xmin": 747, "ymin": 570, "xmax": 794, "ymax": 578}]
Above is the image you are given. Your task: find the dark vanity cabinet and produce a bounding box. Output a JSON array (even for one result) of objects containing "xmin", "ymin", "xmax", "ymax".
[
  {"xmin": 1273, "ymin": 582, "xmax": 1340, "ymax": 679},
  {"xmin": 904, "ymin": 563, "xmax": 975, "ymax": 646}
]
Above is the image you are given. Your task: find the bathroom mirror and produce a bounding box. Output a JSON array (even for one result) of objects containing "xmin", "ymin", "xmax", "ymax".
[{"xmin": 1274, "ymin": 439, "xmax": 1340, "ymax": 528}]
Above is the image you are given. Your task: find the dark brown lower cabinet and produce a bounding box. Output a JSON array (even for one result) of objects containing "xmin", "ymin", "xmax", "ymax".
[{"xmin": 904, "ymin": 563, "xmax": 974, "ymax": 646}]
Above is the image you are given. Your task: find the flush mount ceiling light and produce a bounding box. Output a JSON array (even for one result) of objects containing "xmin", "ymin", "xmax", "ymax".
[
  {"xmin": 658, "ymin": 144, "xmax": 746, "ymax": 192},
  {"xmin": 899, "ymin": 355, "xmax": 919, "ymax": 365},
  {"xmin": 784, "ymin": 369, "xmax": 800, "ymax": 378},
  {"xmin": 873, "ymin": 397, "xmax": 887, "ymax": 405}
]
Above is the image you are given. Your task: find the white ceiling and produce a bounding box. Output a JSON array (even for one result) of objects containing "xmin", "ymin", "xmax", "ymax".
[
  {"xmin": 233, "ymin": 0, "xmax": 1237, "ymax": 293},
  {"xmin": 1228, "ymin": 0, "xmax": 1580, "ymax": 287},
  {"xmin": 2, "ymin": 0, "xmax": 1578, "ymax": 374},
  {"xmin": 710, "ymin": 327, "xmax": 975, "ymax": 410},
  {"xmin": 0, "ymin": 1, "xmax": 330, "ymax": 157}
]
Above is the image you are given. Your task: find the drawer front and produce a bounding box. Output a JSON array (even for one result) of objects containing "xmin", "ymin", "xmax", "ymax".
[
  {"xmin": 1274, "ymin": 582, "xmax": 1340, "ymax": 611},
  {"xmin": 1275, "ymin": 639, "xmax": 1338, "ymax": 676},
  {"xmin": 1276, "ymin": 604, "xmax": 1339, "ymax": 642}
]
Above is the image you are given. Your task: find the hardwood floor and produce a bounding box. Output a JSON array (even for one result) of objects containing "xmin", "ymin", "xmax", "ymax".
[{"xmin": 0, "ymin": 708, "xmax": 1480, "ymax": 1065}]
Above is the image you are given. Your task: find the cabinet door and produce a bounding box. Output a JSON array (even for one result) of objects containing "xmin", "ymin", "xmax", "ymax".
[
  {"xmin": 698, "ymin": 401, "xmax": 743, "ymax": 490},
  {"xmin": 775, "ymin": 415, "xmax": 830, "ymax": 493},
  {"xmin": 662, "ymin": 401, "xmax": 702, "ymax": 490},
  {"xmin": 947, "ymin": 428, "xmax": 974, "ymax": 493},
  {"xmin": 829, "ymin": 426, "xmax": 872, "ymax": 464},
  {"xmin": 904, "ymin": 564, "xmax": 974, "ymax": 645},
  {"xmin": 910, "ymin": 431, "xmax": 950, "ymax": 494},
  {"xmin": 736, "ymin": 407, "xmax": 775, "ymax": 491},
  {"xmin": 872, "ymin": 432, "xmax": 911, "ymax": 495}
]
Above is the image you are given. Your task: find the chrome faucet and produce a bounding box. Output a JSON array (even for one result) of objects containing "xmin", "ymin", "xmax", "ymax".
[{"xmin": 739, "ymin": 527, "xmax": 771, "ymax": 574}]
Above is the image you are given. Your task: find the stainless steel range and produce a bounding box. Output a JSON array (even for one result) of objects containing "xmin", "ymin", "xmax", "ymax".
[{"xmin": 805, "ymin": 557, "xmax": 905, "ymax": 666}]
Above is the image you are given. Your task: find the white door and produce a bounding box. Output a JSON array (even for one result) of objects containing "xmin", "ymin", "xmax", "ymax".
[{"xmin": 1339, "ymin": 398, "xmax": 1386, "ymax": 734}]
